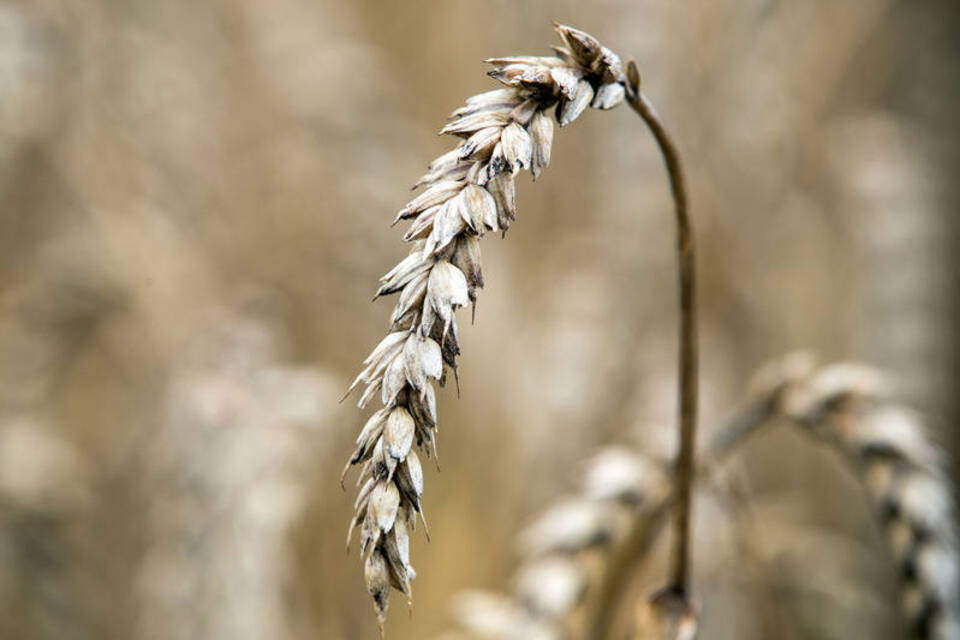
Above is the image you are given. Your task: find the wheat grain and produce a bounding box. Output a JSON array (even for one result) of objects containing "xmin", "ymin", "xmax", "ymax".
[{"xmin": 340, "ymin": 24, "xmax": 632, "ymax": 631}]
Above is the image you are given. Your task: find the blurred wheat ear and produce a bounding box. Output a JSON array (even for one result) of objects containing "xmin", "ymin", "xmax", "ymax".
[
  {"xmin": 444, "ymin": 354, "xmax": 958, "ymax": 640},
  {"xmin": 340, "ymin": 23, "xmax": 636, "ymax": 634}
]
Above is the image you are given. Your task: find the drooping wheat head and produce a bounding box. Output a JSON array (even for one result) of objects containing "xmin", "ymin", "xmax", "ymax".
[
  {"xmin": 340, "ymin": 24, "xmax": 633, "ymax": 631},
  {"xmin": 771, "ymin": 361, "xmax": 959, "ymax": 640}
]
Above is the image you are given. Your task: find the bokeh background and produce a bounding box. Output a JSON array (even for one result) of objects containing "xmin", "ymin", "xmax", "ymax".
[{"xmin": 0, "ymin": 0, "xmax": 957, "ymax": 638}]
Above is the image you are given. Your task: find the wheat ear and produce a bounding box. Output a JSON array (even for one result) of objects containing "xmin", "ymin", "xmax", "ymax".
[
  {"xmin": 446, "ymin": 355, "xmax": 957, "ymax": 640},
  {"xmin": 759, "ymin": 358, "xmax": 959, "ymax": 640},
  {"xmin": 340, "ymin": 24, "xmax": 635, "ymax": 632}
]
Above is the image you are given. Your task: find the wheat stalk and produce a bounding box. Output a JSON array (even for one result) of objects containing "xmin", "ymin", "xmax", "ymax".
[
  {"xmin": 340, "ymin": 24, "xmax": 636, "ymax": 632},
  {"xmin": 446, "ymin": 355, "xmax": 957, "ymax": 640}
]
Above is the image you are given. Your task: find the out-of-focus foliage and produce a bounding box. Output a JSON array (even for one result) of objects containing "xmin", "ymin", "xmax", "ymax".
[{"xmin": 0, "ymin": 0, "xmax": 956, "ymax": 638}]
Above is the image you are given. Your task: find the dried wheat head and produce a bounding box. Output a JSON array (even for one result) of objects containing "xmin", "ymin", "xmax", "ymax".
[{"xmin": 340, "ymin": 24, "xmax": 632, "ymax": 632}]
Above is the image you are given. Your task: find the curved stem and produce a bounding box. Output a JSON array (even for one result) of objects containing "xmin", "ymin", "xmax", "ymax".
[{"xmin": 626, "ymin": 90, "xmax": 698, "ymax": 595}]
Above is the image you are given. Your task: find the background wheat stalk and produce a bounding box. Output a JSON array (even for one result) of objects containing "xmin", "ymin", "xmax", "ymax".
[
  {"xmin": 340, "ymin": 24, "xmax": 637, "ymax": 632},
  {"xmin": 445, "ymin": 354, "xmax": 958, "ymax": 640}
]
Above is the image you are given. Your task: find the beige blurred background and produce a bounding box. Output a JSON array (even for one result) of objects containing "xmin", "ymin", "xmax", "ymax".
[{"xmin": 0, "ymin": 0, "xmax": 957, "ymax": 638}]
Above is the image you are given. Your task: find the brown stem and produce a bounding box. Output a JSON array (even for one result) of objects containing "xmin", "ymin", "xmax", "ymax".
[
  {"xmin": 625, "ymin": 88, "xmax": 698, "ymax": 595},
  {"xmin": 585, "ymin": 394, "xmax": 777, "ymax": 640}
]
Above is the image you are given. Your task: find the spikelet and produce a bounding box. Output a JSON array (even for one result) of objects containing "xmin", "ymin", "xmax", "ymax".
[{"xmin": 341, "ymin": 23, "xmax": 630, "ymax": 627}]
